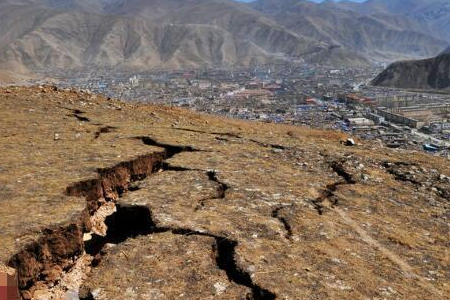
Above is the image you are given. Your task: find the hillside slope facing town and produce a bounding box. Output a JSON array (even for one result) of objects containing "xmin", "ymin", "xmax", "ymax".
[{"xmin": 0, "ymin": 87, "xmax": 449, "ymax": 299}]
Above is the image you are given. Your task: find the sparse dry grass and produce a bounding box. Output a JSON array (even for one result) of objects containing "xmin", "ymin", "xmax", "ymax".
[{"xmin": 0, "ymin": 86, "xmax": 449, "ymax": 299}]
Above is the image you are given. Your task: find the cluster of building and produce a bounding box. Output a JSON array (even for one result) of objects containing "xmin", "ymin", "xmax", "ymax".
[
  {"xmin": 336, "ymin": 92, "xmax": 450, "ymax": 154},
  {"xmin": 34, "ymin": 64, "xmax": 450, "ymax": 158}
]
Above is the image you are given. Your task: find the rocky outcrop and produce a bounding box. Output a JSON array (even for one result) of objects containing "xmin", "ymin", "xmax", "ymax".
[{"xmin": 372, "ymin": 53, "xmax": 450, "ymax": 89}]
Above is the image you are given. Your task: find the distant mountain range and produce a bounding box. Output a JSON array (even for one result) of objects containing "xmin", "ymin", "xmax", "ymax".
[
  {"xmin": 251, "ymin": 0, "xmax": 448, "ymax": 63},
  {"xmin": 332, "ymin": 0, "xmax": 450, "ymax": 41},
  {"xmin": 0, "ymin": 0, "xmax": 449, "ymax": 78}
]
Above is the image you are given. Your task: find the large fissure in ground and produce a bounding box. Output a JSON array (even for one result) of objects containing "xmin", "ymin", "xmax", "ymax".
[
  {"xmin": 311, "ymin": 160, "xmax": 356, "ymax": 215},
  {"xmin": 7, "ymin": 136, "xmax": 276, "ymax": 300},
  {"xmin": 271, "ymin": 206, "xmax": 293, "ymax": 240},
  {"xmin": 7, "ymin": 137, "xmax": 191, "ymax": 298},
  {"xmin": 81, "ymin": 204, "xmax": 276, "ymax": 300}
]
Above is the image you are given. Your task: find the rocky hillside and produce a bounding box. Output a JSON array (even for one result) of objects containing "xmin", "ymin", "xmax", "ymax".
[
  {"xmin": 372, "ymin": 53, "xmax": 450, "ymax": 89},
  {"xmin": 1, "ymin": 87, "xmax": 449, "ymax": 299}
]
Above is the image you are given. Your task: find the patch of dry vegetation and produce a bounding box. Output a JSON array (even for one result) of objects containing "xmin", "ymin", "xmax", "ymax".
[{"xmin": 0, "ymin": 86, "xmax": 449, "ymax": 300}]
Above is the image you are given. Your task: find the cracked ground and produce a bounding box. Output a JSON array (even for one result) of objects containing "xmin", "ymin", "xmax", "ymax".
[{"xmin": 1, "ymin": 86, "xmax": 450, "ymax": 300}]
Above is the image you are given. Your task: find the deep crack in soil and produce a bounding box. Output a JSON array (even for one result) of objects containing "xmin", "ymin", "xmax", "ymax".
[
  {"xmin": 172, "ymin": 127, "xmax": 242, "ymax": 139},
  {"xmin": 93, "ymin": 126, "xmax": 116, "ymax": 139},
  {"xmin": 138, "ymin": 136, "xmax": 201, "ymax": 157},
  {"xmin": 7, "ymin": 135, "xmax": 276, "ymax": 300},
  {"xmin": 71, "ymin": 114, "xmax": 91, "ymax": 122},
  {"xmin": 383, "ymin": 161, "xmax": 421, "ymax": 185},
  {"xmin": 158, "ymin": 163, "xmax": 230, "ymax": 210},
  {"xmin": 271, "ymin": 206, "xmax": 293, "ymax": 240},
  {"xmin": 8, "ymin": 137, "xmax": 195, "ymax": 298},
  {"xmin": 173, "ymin": 127, "xmax": 286, "ymax": 150},
  {"xmin": 311, "ymin": 160, "xmax": 356, "ymax": 215},
  {"xmin": 82, "ymin": 204, "xmax": 276, "ymax": 300},
  {"xmin": 248, "ymin": 139, "xmax": 286, "ymax": 150},
  {"xmin": 60, "ymin": 107, "xmax": 91, "ymax": 122}
]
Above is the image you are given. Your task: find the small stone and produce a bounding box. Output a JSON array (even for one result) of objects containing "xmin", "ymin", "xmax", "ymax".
[
  {"xmin": 91, "ymin": 288, "xmax": 102, "ymax": 298},
  {"xmin": 21, "ymin": 290, "xmax": 32, "ymax": 300},
  {"xmin": 65, "ymin": 290, "xmax": 80, "ymax": 300},
  {"xmin": 387, "ymin": 286, "xmax": 396, "ymax": 294},
  {"xmin": 32, "ymin": 289, "xmax": 50, "ymax": 300},
  {"xmin": 83, "ymin": 233, "xmax": 92, "ymax": 241},
  {"xmin": 331, "ymin": 258, "xmax": 341, "ymax": 264},
  {"xmin": 345, "ymin": 138, "xmax": 355, "ymax": 146},
  {"xmin": 213, "ymin": 282, "xmax": 228, "ymax": 295}
]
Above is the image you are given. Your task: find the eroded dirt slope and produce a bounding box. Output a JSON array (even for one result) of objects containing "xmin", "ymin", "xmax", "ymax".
[{"xmin": 0, "ymin": 86, "xmax": 449, "ymax": 300}]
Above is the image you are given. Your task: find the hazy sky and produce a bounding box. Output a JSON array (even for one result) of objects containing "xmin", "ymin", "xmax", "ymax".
[
  {"xmin": 238, "ymin": 0, "xmax": 368, "ymax": 2},
  {"xmin": 310, "ymin": 0, "xmax": 367, "ymax": 2}
]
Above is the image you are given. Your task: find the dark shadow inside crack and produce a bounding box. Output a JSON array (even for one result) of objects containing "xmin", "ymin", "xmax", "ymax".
[
  {"xmin": 311, "ymin": 160, "xmax": 356, "ymax": 215},
  {"xmin": 11, "ymin": 135, "xmax": 274, "ymax": 299},
  {"xmin": 271, "ymin": 206, "xmax": 293, "ymax": 240},
  {"xmin": 83, "ymin": 204, "xmax": 276, "ymax": 300},
  {"xmin": 138, "ymin": 136, "xmax": 200, "ymax": 158},
  {"xmin": 213, "ymin": 239, "xmax": 276, "ymax": 300},
  {"xmin": 94, "ymin": 126, "xmax": 116, "ymax": 139},
  {"xmin": 206, "ymin": 170, "xmax": 229, "ymax": 199},
  {"xmin": 70, "ymin": 113, "xmax": 91, "ymax": 122}
]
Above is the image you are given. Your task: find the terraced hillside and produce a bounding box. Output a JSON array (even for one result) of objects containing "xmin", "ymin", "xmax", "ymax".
[{"xmin": 0, "ymin": 87, "xmax": 449, "ymax": 299}]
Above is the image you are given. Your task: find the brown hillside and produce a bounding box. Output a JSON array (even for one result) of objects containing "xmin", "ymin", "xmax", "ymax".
[{"xmin": 0, "ymin": 87, "xmax": 449, "ymax": 299}]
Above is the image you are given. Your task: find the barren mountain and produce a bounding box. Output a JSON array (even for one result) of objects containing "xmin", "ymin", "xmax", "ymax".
[
  {"xmin": 440, "ymin": 46, "xmax": 450, "ymax": 55},
  {"xmin": 0, "ymin": 1, "xmax": 281, "ymax": 73},
  {"xmin": 1, "ymin": 86, "xmax": 450, "ymax": 299},
  {"xmin": 1, "ymin": 0, "xmax": 449, "ymax": 78},
  {"xmin": 333, "ymin": 0, "xmax": 450, "ymax": 42},
  {"xmin": 372, "ymin": 52, "xmax": 450, "ymax": 90},
  {"xmin": 251, "ymin": 0, "xmax": 449, "ymax": 62},
  {"xmin": 334, "ymin": 0, "xmax": 449, "ymax": 16},
  {"xmin": 0, "ymin": 0, "xmax": 334, "ymax": 76},
  {"xmin": 333, "ymin": 0, "xmax": 438, "ymax": 15}
]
